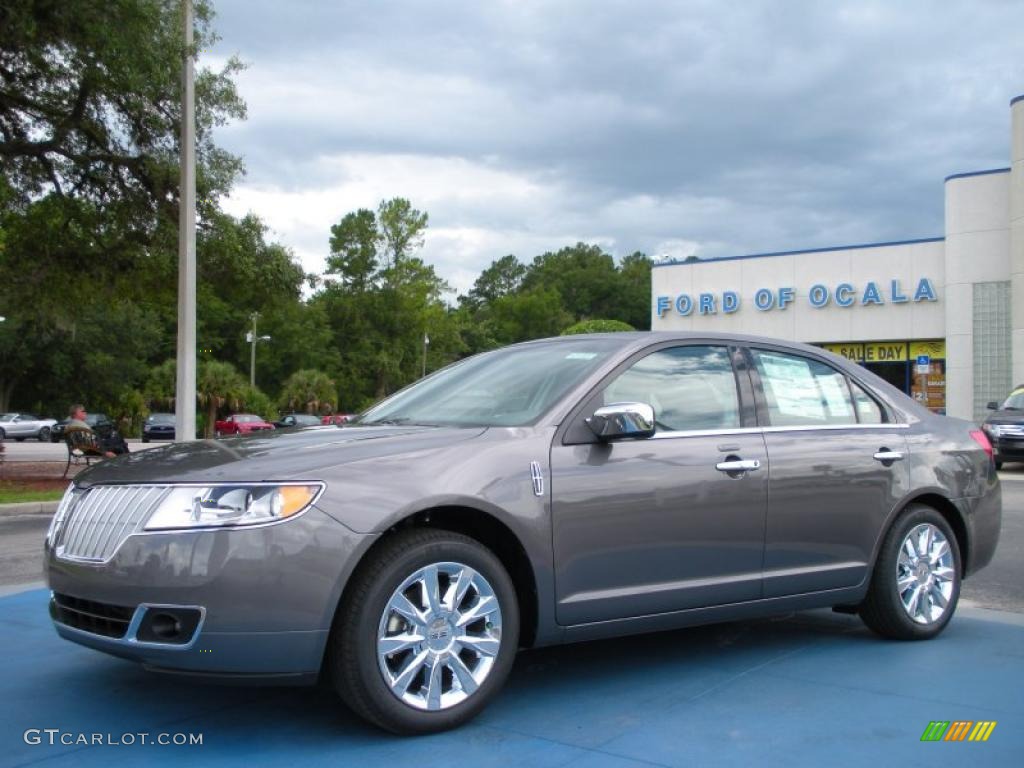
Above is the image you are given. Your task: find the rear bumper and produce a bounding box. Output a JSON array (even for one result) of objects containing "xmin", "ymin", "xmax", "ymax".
[{"xmin": 958, "ymin": 484, "xmax": 1002, "ymax": 577}]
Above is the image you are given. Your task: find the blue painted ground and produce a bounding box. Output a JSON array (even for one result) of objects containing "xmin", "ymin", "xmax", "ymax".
[{"xmin": 2, "ymin": 587, "xmax": 1021, "ymax": 767}]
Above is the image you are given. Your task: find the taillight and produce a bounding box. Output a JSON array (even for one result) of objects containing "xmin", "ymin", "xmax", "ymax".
[{"xmin": 970, "ymin": 429, "xmax": 994, "ymax": 460}]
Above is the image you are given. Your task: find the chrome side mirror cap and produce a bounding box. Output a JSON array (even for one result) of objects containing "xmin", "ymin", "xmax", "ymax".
[{"xmin": 586, "ymin": 402, "xmax": 656, "ymax": 441}]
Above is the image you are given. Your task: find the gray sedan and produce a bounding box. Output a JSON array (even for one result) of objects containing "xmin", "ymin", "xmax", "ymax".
[{"xmin": 45, "ymin": 333, "xmax": 1001, "ymax": 734}]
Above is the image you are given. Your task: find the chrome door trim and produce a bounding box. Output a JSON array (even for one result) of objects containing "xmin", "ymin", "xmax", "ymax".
[{"xmin": 650, "ymin": 423, "xmax": 910, "ymax": 440}]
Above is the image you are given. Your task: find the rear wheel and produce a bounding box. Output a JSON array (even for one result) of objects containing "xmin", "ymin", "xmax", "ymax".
[
  {"xmin": 38, "ymin": 427, "xmax": 51, "ymax": 442},
  {"xmin": 860, "ymin": 504, "xmax": 961, "ymax": 640},
  {"xmin": 330, "ymin": 529, "xmax": 519, "ymax": 734}
]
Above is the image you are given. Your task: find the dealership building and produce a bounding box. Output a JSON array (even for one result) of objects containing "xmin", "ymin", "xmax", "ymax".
[{"xmin": 652, "ymin": 94, "xmax": 1024, "ymax": 422}]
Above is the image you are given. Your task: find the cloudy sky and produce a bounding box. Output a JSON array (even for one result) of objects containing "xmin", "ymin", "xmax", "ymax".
[{"xmin": 205, "ymin": 0, "xmax": 1023, "ymax": 295}]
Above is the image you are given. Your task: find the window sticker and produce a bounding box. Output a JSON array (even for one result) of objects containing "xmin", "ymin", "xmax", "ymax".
[{"xmin": 759, "ymin": 354, "xmax": 824, "ymax": 420}]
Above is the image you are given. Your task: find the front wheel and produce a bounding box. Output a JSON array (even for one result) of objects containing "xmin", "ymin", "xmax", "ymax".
[
  {"xmin": 330, "ymin": 529, "xmax": 519, "ymax": 734},
  {"xmin": 860, "ymin": 504, "xmax": 961, "ymax": 640}
]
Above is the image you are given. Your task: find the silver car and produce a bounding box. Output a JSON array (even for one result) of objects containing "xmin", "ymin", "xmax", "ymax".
[
  {"xmin": 0, "ymin": 412, "xmax": 57, "ymax": 442},
  {"xmin": 45, "ymin": 333, "xmax": 1001, "ymax": 734}
]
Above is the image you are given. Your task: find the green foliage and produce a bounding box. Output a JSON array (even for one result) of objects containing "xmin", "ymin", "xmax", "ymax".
[
  {"xmin": 561, "ymin": 319, "xmax": 635, "ymax": 335},
  {"xmin": 113, "ymin": 388, "xmax": 148, "ymax": 438},
  {"xmin": 197, "ymin": 360, "xmax": 245, "ymax": 438},
  {"xmin": 239, "ymin": 385, "xmax": 275, "ymax": 423},
  {"xmin": 279, "ymin": 370, "xmax": 337, "ymax": 414}
]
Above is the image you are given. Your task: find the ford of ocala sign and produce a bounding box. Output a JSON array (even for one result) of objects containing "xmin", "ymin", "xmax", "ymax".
[{"xmin": 655, "ymin": 278, "xmax": 937, "ymax": 317}]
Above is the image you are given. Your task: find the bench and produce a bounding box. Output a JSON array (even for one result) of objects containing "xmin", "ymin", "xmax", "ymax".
[{"xmin": 63, "ymin": 430, "xmax": 104, "ymax": 478}]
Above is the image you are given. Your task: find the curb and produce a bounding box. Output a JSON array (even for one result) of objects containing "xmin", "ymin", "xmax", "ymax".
[{"xmin": 0, "ymin": 501, "xmax": 58, "ymax": 517}]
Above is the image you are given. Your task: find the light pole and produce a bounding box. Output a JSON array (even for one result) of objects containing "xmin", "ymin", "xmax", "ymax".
[
  {"xmin": 247, "ymin": 312, "xmax": 271, "ymax": 388},
  {"xmin": 174, "ymin": 0, "xmax": 197, "ymax": 442}
]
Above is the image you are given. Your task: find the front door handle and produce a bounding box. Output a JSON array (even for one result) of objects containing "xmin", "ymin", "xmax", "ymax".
[
  {"xmin": 873, "ymin": 450, "xmax": 904, "ymax": 463},
  {"xmin": 715, "ymin": 458, "xmax": 761, "ymax": 473}
]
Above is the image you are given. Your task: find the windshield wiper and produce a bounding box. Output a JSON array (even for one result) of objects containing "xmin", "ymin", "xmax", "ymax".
[{"xmin": 359, "ymin": 417, "xmax": 442, "ymax": 426}]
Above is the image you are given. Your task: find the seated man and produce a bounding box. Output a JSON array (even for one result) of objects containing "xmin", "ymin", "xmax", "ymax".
[{"xmin": 64, "ymin": 404, "xmax": 127, "ymax": 458}]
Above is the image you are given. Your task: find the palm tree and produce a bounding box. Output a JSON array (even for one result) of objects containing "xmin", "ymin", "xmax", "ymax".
[
  {"xmin": 279, "ymin": 369, "xmax": 337, "ymax": 414},
  {"xmin": 197, "ymin": 361, "xmax": 246, "ymax": 438}
]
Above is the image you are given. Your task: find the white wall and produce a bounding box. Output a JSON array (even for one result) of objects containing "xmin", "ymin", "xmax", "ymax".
[
  {"xmin": 944, "ymin": 169, "xmax": 1012, "ymax": 420},
  {"xmin": 1012, "ymin": 97, "xmax": 1024, "ymax": 386}
]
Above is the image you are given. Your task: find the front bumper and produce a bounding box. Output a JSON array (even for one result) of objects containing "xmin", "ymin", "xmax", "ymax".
[{"xmin": 46, "ymin": 505, "xmax": 375, "ymax": 680}]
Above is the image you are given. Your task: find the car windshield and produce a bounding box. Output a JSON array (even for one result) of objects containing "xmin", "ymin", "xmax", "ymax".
[
  {"xmin": 0, "ymin": 414, "xmax": 15, "ymax": 422},
  {"xmin": 1001, "ymin": 389, "xmax": 1024, "ymax": 410},
  {"xmin": 359, "ymin": 338, "xmax": 624, "ymax": 427},
  {"xmin": 235, "ymin": 414, "xmax": 262, "ymax": 423}
]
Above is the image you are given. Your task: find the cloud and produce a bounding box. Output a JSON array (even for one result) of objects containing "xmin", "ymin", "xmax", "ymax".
[{"xmin": 207, "ymin": 0, "xmax": 1024, "ymax": 293}]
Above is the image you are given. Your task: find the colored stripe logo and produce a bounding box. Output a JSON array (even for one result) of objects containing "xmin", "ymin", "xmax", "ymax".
[{"xmin": 921, "ymin": 721, "xmax": 996, "ymax": 742}]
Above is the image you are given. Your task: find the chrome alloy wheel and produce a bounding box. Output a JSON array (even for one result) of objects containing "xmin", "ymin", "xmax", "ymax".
[
  {"xmin": 377, "ymin": 561, "xmax": 503, "ymax": 711},
  {"xmin": 897, "ymin": 523, "xmax": 956, "ymax": 625}
]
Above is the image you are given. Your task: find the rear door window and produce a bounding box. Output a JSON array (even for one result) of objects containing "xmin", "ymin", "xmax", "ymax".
[{"xmin": 751, "ymin": 349, "xmax": 855, "ymax": 427}]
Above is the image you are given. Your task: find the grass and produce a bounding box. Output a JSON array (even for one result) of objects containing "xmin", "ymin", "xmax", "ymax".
[{"xmin": 0, "ymin": 488, "xmax": 65, "ymax": 504}]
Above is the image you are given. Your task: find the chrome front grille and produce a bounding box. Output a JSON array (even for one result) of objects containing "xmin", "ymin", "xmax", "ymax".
[
  {"xmin": 996, "ymin": 424, "xmax": 1024, "ymax": 439},
  {"xmin": 54, "ymin": 485, "xmax": 171, "ymax": 562}
]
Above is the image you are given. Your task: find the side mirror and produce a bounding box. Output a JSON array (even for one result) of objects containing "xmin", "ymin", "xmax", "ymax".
[
  {"xmin": 987, "ymin": 401, "xmax": 999, "ymax": 410},
  {"xmin": 586, "ymin": 402, "xmax": 656, "ymax": 441}
]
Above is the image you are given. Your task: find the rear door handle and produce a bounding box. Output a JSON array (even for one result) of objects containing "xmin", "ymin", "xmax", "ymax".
[
  {"xmin": 873, "ymin": 450, "xmax": 904, "ymax": 463},
  {"xmin": 715, "ymin": 459, "xmax": 761, "ymax": 472}
]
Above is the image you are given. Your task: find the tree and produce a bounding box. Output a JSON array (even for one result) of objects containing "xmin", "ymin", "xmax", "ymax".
[
  {"xmin": 279, "ymin": 369, "xmax": 337, "ymax": 414},
  {"xmin": 328, "ymin": 209, "xmax": 378, "ymax": 290},
  {"xmin": 521, "ymin": 243, "xmax": 620, "ymax": 321},
  {"xmin": 321, "ymin": 198, "xmax": 453, "ymax": 403},
  {"xmin": 0, "ymin": 0, "xmax": 245, "ymax": 226},
  {"xmin": 461, "ymin": 254, "xmax": 526, "ymax": 310},
  {"xmin": 561, "ymin": 319, "xmax": 635, "ymax": 335},
  {"xmin": 617, "ymin": 252, "xmax": 653, "ymax": 330},
  {"xmin": 196, "ymin": 360, "xmax": 245, "ymax": 438}
]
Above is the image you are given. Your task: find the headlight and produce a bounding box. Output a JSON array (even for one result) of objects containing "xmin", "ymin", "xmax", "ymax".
[
  {"xmin": 982, "ymin": 423, "xmax": 1001, "ymax": 437},
  {"xmin": 144, "ymin": 483, "xmax": 323, "ymax": 531}
]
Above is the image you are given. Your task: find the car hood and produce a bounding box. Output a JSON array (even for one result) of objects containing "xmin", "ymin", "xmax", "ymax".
[
  {"xmin": 74, "ymin": 424, "xmax": 488, "ymax": 487},
  {"xmin": 984, "ymin": 410, "xmax": 1024, "ymax": 425}
]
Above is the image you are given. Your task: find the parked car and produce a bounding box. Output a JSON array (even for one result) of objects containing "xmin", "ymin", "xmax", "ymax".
[
  {"xmin": 982, "ymin": 385, "xmax": 1024, "ymax": 468},
  {"xmin": 45, "ymin": 333, "xmax": 1001, "ymax": 735},
  {"xmin": 322, "ymin": 413, "xmax": 356, "ymax": 425},
  {"xmin": 142, "ymin": 413, "xmax": 176, "ymax": 443},
  {"xmin": 49, "ymin": 413, "xmax": 116, "ymax": 443},
  {"xmin": 275, "ymin": 413, "xmax": 323, "ymax": 429},
  {"xmin": 0, "ymin": 412, "xmax": 57, "ymax": 442},
  {"xmin": 214, "ymin": 413, "xmax": 275, "ymax": 437}
]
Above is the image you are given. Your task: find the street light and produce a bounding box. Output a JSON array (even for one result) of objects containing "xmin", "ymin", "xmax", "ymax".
[{"xmin": 247, "ymin": 312, "xmax": 271, "ymax": 388}]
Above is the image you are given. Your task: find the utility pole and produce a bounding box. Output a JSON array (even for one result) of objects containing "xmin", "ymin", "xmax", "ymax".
[
  {"xmin": 248, "ymin": 312, "xmax": 271, "ymax": 388},
  {"xmin": 174, "ymin": 0, "xmax": 197, "ymax": 442}
]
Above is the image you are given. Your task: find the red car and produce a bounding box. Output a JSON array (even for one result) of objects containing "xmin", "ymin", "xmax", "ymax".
[
  {"xmin": 214, "ymin": 414, "xmax": 275, "ymax": 437},
  {"xmin": 321, "ymin": 413, "xmax": 356, "ymax": 425}
]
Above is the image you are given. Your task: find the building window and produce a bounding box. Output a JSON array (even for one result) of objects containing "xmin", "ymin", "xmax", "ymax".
[{"xmin": 973, "ymin": 281, "xmax": 1011, "ymax": 422}]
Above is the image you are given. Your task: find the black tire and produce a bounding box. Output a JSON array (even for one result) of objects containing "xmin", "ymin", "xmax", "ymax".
[
  {"xmin": 860, "ymin": 504, "xmax": 961, "ymax": 640},
  {"xmin": 38, "ymin": 427, "xmax": 51, "ymax": 442},
  {"xmin": 994, "ymin": 461, "xmax": 1003, "ymax": 470},
  {"xmin": 0, "ymin": 427, "xmax": 5, "ymax": 440},
  {"xmin": 142, "ymin": 436, "xmax": 149, "ymax": 443},
  {"xmin": 330, "ymin": 528, "xmax": 520, "ymax": 734}
]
